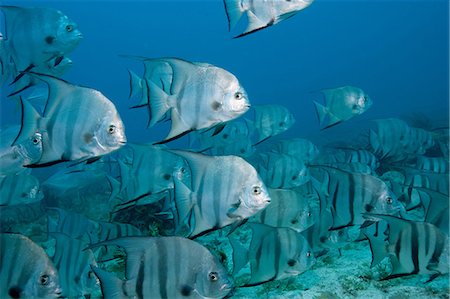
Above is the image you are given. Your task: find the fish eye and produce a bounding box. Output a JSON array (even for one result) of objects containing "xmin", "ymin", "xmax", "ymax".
[
  {"xmin": 88, "ymin": 270, "xmax": 94, "ymax": 278},
  {"xmin": 39, "ymin": 274, "xmax": 49, "ymax": 285},
  {"xmin": 279, "ymin": 122, "xmax": 285, "ymax": 127},
  {"xmin": 287, "ymin": 259, "xmax": 296, "ymax": 266},
  {"xmin": 386, "ymin": 196, "xmax": 393, "ymax": 204},
  {"xmin": 108, "ymin": 125, "xmax": 116, "ymax": 134},
  {"xmin": 163, "ymin": 174, "xmax": 171, "ymax": 181},
  {"xmin": 306, "ymin": 251, "xmax": 312, "ymax": 257},
  {"xmin": 208, "ymin": 271, "xmax": 219, "ymax": 281},
  {"xmin": 307, "ymin": 212, "xmax": 312, "ymax": 217},
  {"xmin": 66, "ymin": 25, "xmax": 74, "ymax": 32},
  {"xmin": 31, "ymin": 134, "xmax": 42, "ymax": 145},
  {"xmin": 252, "ymin": 186, "xmax": 262, "ymax": 195},
  {"xmin": 291, "ymin": 175, "xmax": 297, "ymax": 181},
  {"xmin": 234, "ymin": 92, "xmax": 243, "ymax": 100}
]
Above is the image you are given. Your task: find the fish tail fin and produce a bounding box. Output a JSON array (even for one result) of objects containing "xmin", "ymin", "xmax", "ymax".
[
  {"xmin": 228, "ymin": 236, "xmax": 249, "ymax": 276},
  {"xmin": 12, "ymin": 97, "xmax": 41, "ymax": 146},
  {"xmin": 313, "ymin": 100, "xmax": 328, "ymax": 125},
  {"xmin": 127, "ymin": 69, "xmax": 144, "ymax": 100},
  {"xmin": 223, "ymin": 0, "xmax": 245, "ymax": 31},
  {"xmin": 91, "ymin": 266, "xmax": 127, "ymax": 299},
  {"xmin": 147, "ymin": 79, "xmax": 171, "ymax": 128}
]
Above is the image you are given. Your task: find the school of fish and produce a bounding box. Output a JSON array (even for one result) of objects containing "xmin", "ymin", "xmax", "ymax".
[{"xmin": 0, "ymin": 2, "xmax": 448, "ymax": 299}]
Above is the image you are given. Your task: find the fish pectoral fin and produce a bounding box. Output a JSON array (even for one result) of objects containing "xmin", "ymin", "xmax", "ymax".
[
  {"xmin": 224, "ymin": 0, "xmax": 245, "ymax": 31},
  {"xmin": 227, "ymin": 200, "xmax": 241, "ymax": 216}
]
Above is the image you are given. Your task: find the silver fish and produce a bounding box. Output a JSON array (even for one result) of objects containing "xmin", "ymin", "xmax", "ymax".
[
  {"xmin": 0, "ymin": 125, "xmax": 43, "ymax": 175},
  {"xmin": 90, "ymin": 236, "xmax": 232, "ymax": 299},
  {"xmin": 167, "ymin": 150, "xmax": 271, "ymax": 238},
  {"xmin": 250, "ymin": 188, "xmax": 319, "ymax": 232},
  {"xmin": 310, "ymin": 166, "xmax": 405, "ymax": 230},
  {"xmin": 0, "ymin": 5, "xmax": 82, "ymax": 86},
  {"xmin": 128, "ymin": 57, "xmax": 250, "ymax": 143},
  {"xmin": 255, "ymin": 152, "xmax": 310, "ymax": 189},
  {"xmin": 49, "ymin": 232, "xmax": 99, "ymax": 298},
  {"xmin": 314, "ymin": 86, "xmax": 372, "ymax": 129},
  {"xmin": 362, "ymin": 214, "xmax": 449, "ymax": 280},
  {"xmin": 271, "ymin": 138, "xmax": 319, "ymax": 164},
  {"xmin": 0, "ymin": 233, "xmax": 61, "ymax": 299},
  {"xmin": 230, "ymin": 223, "xmax": 315, "ymax": 286},
  {"xmin": 224, "ymin": 0, "xmax": 314, "ymax": 38},
  {"xmin": 0, "ymin": 172, "xmax": 43, "ymax": 206},
  {"xmin": 47, "ymin": 208, "xmax": 98, "ymax": 243},
  {"xmin": 249, "ymin": 104, "xmax": 295, "ymax": 145},
  {"xmin": 14, "ymin": 73, "xmax": 126, "ymax": 166}
]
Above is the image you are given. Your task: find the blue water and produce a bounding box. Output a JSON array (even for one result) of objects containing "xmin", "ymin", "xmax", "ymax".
[
  {"xmin": 1, "ymin": 0, "xmax": 448, "ymax": 142},
  {"xmin": 0, "ymin": 1, "xmax": 449, "ymax": 298}
]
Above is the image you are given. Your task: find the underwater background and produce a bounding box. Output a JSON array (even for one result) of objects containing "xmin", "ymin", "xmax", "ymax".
[{"xmin": 0, "ymin": 0, "xmax": 449, "ymax": 298}]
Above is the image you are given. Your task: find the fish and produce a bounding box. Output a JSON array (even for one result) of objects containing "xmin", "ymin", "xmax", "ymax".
[
  {"xmin": 313, "ymin": 86, "xmax": 372, "ymax": 129},
  {"xmin": 0, "ymin": 233, "xmax": 61, "ymax": 299},
  {"xmin": 316, "ymin": 148, "xmax": 379, "ymax": 171},
  {"xmin": 0, "ymin": 172, "xmax": 43, "ymax": 206},
  {"xmin": 47, "ymin": 208, "xmax": 98, "ymax": 243},
  {"xmin": 415, "ymin": 156, "xmax": 448, "ymax": 174},
  {"xmin": 90, "ymin": 236, "xmax": 232, "ymax": 299},
  {"xmin": 255, "ymin": 152, "xmax": 310, "ymax": 189},
  {"xmin": 13, "ymin": 72, "xmax": 126, "ymax": 167},
  {"xmin": 164, "ymin": 150, "xmax": 271, "ymax": 238},
  {"xmin": 127, "ymin": 57, "xmax": 250, "ymax": 143},
  {"xmin": 309, "ymin": 165, "xmax": 405, "ymax": 230},
  {"xmin": 250, "ymin": 188, "xmax": 319, "ymax": 232},
  {"xmin": 362, "ymin": 214, "xmax": 449, "ymax": 280},
  {"xmin": 49, "ymin": 232, "xmax": 99, "ymax": 298},
  {"xmin": 0, "ymin": 5, "xmax": 82, "ymax": 86},
  {"xmin": 249, "ymin": 104, "xmax": 295, "ymax": 145},
  {"xmin": 0, "ymin": 201, "xmax": 44, "ymax": 233},
  {"xmin": 300, "ymin": 208, "xmax": 351, "ymax": 257},
  {"xmin": 109, "ymin": 143, "xmax": 191, "ymax": 208},
  {"xmin": 223, "ymin": 0, "xmax": 315, "ymax": 38},
  {"xmin": 271, "ymin": 138, "xmax": 319, "ymax": 164},
  {"xmin": 229, "ymin": 223, "xmax": 315, "ymax": 286},
  {"xmin": 0, "ymin": 125, "xmax": 43, "ymax": 175}
]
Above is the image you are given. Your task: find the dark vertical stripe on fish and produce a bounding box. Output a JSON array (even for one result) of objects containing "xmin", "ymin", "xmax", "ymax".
[{"xmin": 157, "ymin": 240, "xmax": 168, "ymax": 299}]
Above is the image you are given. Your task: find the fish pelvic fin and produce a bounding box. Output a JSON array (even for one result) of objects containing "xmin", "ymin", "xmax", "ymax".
[
  {"xmin": 223, "ymin": 0, "xmax": 245, "ymax": 31},
  {"xmin": 91, "ymin": 266, "xmax": 127, "ymax": 299}
]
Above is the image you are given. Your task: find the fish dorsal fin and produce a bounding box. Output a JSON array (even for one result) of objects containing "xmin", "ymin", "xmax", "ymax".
[
  {"xmin": 223, "ymin": 0, "xmax": 245, "ymax": 31},
  {"xmin": 12, "ymin": 97, "xmax": 41, "ymax": 146},
  {"xmin": 320, "ymin": 88, "xmax": 339, "ymax": 106},
  {"xmin": 106, "ymin": 175, "xmax": 121, "ymax": 202},
  {"xmin": 313, "ymin": 100, "xmax": 327, "ymax": 125},
  {"xmin": 163, "ymin": 109, "xmax": 192, "ymax": 142},
  {"xmin": 167, "ymin": 149, "xmax": 211, "ymax": 190},
  {"xmin": 162, "ymin": 58, "xmax": 197, "ymax": 95},
  {"xmin": 228, "ymin": 236, "xmax": 249, "ymax": 276},
  {"xmin": 25, "ymin": 72, "xmax": 75, "ymax": 117}
]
